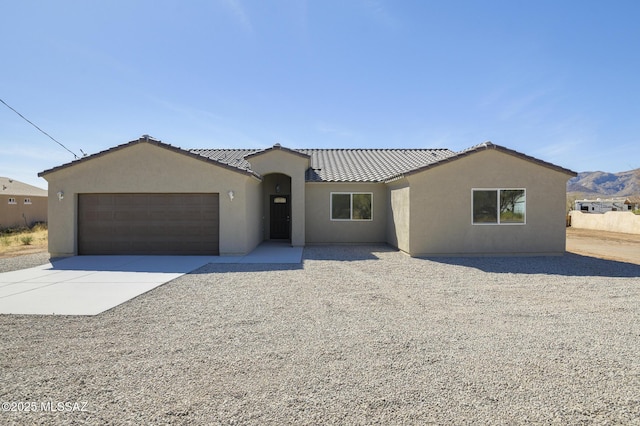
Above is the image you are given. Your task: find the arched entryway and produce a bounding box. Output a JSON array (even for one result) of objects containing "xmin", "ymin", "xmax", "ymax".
[{"xmin": 263, "ymin": 173, "xmax": 292, "ymax": 241}]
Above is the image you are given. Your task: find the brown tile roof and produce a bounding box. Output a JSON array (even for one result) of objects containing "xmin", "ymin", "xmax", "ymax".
[
  {"xmin": 0, "ymin": 177, "xmax": 47, "ymax": 197},
  {"xmin": 624, "ymin": 196, "xmax": 640, "ymax": 204}
]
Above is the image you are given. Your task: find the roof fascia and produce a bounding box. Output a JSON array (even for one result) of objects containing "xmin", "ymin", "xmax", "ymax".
[
  {"xmin": 244, "ymin": 144, "xmax": 311, "ymax": 161},
  {"xmin": 385, "ymin": 142, "xmax": 577, "ymax": 182},
  {"xmin": 38, "ymin": 136, "xmax": 262, "ymax": 180}
]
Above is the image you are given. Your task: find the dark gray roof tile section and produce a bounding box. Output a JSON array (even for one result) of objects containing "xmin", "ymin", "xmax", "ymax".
[
  {"xmin": 40, "ymin": 136, "xmax": 576, "ymax": 183},
  {"xmin": 298, "ymin": 149, "xmax": 456, "ymax": 182},
  {"xmin": 189, "ymin": 149, "xmax": 256, "ymax": 171},
  {"xmin": 39, "ymin": 137, "xmax": 261, "ymax": 179},
  {"xmin": 191, "ymin": 148, "xmax": 457, "ymax": 182}
]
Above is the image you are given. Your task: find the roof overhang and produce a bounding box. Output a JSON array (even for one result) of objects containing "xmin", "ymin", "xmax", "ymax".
[
  {"xmin": 385, "ymin": 141, "xmax": 578, "ymax": 182},
  {"xmin": 38, "ymin": 136, "xmax": 262, "ymax": 180}
]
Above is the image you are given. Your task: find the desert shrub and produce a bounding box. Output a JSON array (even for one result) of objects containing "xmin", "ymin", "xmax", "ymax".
[
  {"xmin": 1, "ymin": 235, "xmax": 10, "ymax": 246},
  {"xmin": 1, "ymin": 226, "xmax": 29, "ymax": 235},
  {"xmin": 31, "ymin": 222, "xmax": 48, "ymax": 232},
  {"xmin": 20, "ymin": 235, "xmax": 34, "ymax": 245}
]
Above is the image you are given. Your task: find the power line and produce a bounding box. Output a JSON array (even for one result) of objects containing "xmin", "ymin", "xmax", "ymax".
[{"xmin": 0, "ymin": 97, "xmax": 79, "ymax": 159}]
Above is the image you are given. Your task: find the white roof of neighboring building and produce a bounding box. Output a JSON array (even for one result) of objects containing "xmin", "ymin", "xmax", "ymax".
[{"xmin": 0, "ymin": 177, "xmax": 47, "ymax": 197}]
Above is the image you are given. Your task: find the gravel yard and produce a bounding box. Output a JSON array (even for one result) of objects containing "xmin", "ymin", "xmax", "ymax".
[{"xmin": 1, "ymin": 246, "xmax": 640, "ymax": 425}]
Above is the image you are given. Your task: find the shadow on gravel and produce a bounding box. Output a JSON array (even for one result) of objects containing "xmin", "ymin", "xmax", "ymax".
[
  {"xmin": 191, "ymin": 263, "xmax": 303, "ymax": 274},
  {"xmin": 303, "ymin": 244, "xmax": 396, "ymax": 261},
  {"xmin": 425, "ymin": 253, "xmax": 640, "ymax": 278}
]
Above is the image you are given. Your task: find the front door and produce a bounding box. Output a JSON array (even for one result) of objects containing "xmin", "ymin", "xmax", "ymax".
[{"xmin": 270, "ymin": 195, "xmax": 290, "ymax": 240}]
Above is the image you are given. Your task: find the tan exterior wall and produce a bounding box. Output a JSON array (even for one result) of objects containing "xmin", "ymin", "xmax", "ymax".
[
  {"xmin": 406, "ymin": 149, "xmax": 571, "ymax": 256},
  {"xmin": 305, "ymin": 182, "xmax": 387, "ymax": 243},
  {"xmin": 42, "ymin": 142, "xmax": 261, "ymax": 257},
  {"xmin": 243, "ymin": 176, "xmax": 264, "ymax": 251},
  {"xmin": 0, "ymin": 195, "xmax": 48, "ymax": 228},
  {"xmin": 386, "ymin": 180, "xmax": 411, "ymax": 253},
  {"xmin": 246, "ymin": 150, "xmax": 309, "ymax": 246},
  {"xmin": 570, "ymin": 211, "xmax": 640, "ymax": 234}
]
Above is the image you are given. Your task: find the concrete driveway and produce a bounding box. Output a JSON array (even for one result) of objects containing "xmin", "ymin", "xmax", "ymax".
[
  {"xmin": 0, "ymin": 243, "xmax": 304, "ymax": 316},
  {"xmin": 0, "ymin": 256, "xmax": 216, "ymax": 316}
]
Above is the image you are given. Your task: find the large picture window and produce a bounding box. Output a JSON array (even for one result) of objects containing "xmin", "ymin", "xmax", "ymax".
[
  {"xmin": 472, "ymin": 189, "xmax": 525, "ymax": 224},
  {"xmin": 331, "ymin": 192, "xmax": 373, "ymax": 221}
]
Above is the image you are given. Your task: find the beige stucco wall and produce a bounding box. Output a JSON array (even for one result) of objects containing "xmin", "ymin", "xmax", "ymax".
[
  {"xmin": 406, "ymin": 149, "xmax": 572, "ymax": 256},
  {"xmin": 41, "ymin": 142, "xmax": 261, "ymax": 257},
  {"xmin": 570, "ymin": 211, "xmax": 640, "ymax": 234},
  {"xmin": 246, "ymin": 149, "xmax": 309, "ymax": 246},
  {"xmin": 386, "ymin": 180, "xmax": 410, "ymax": 253},
  {"xmin": 0, "ymin": 195, "xmax": 47, "ymax": 228},
  {"xmin": 243, "ymin": 175, "xmax": 264, "ymax": 251},
  {"xmin": 305, "ymin": 182, "xmax": 387, "ymax": 243}
]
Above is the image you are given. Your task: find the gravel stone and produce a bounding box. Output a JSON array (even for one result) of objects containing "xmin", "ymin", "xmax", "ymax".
[
  {"xmin": 0, "ymin": 252, "xmax": 51, "ymax": 273},
  {"xmin": 1, "ymin": 245, "xmax": 639, "ymax": 425}
]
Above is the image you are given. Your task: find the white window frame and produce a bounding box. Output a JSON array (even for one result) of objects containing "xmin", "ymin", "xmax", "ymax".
[
  {"xmin": 24, "ymin": 198, "xmax": 32, "ymax": 205},
  {"xmin": 8, "ymin": 197, "xmax": 17, "ymax": 205},
  {"xmin": 471, "ymin": 188, "xmax": 526, "ymax": 225},
  {"xmin": 330, "ymin": 192, "xmax": 374, "ymax": 221}
]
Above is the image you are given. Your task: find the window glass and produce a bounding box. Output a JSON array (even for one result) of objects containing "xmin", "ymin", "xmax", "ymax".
[
  {"xmin": 352, "ymin": 193, "xmax": 372, "ymax": 220},
  {"xmin": 473, "ymin": 190, "xmax": 497, "ymax": 223},
  {"xmin": 331, "ymin": 193, "xmax": 373, "ymax": 220},
  {"xmin": 331, "ymin": 194, "xmax": 351, "ymax": 220},
  {"xmin": 500, "ymin": 190, "xmax": 525, "ymax": 223},
  {"xmin": 473, "ymin": 189, "xmax": 526, "ymax": 225}
]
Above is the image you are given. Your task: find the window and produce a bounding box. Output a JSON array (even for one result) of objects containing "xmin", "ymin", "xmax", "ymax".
[
  {"xmin": 331, "ymin": 192, "xmax": 373, "ymax": 221},
  {"xmin": 24, "ymin": 198, "xmax": 32, "ymax": 205},
  {"xmin": 472, "ymin": 189, "xmax": 525, "ymax": 224},
  {"xmin": 8, "ymin": 197, "xmax": 17, "ymax": 205}
]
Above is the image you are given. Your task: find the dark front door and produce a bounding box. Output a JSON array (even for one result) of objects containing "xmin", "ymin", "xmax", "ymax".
[{"xmin": 270, "ymin": 195, "xmax": 290, "ymax": 240}]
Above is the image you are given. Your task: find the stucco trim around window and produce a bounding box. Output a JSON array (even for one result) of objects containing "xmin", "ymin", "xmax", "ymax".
[
  {"xmin": 8, "ymin": 197, "xmax": 17, "ymax": 205},
  {"xmin": 472, "ymin": 188, "xmax": 526, "ymax": 225},
  {"xmin": 330, "ymin": 192, "xmax": 373, "ymax": 221}
]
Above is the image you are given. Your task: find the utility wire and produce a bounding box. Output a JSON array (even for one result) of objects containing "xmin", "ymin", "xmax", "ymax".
[{"xmin": 0, "ymin": 97, "xmax": 79, "ymax": 159}]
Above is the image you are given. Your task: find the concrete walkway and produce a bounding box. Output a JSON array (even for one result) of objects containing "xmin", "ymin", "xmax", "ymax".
[{"xmin": 0, "ymin": 242, "xmax": 303, "ymax": 316}]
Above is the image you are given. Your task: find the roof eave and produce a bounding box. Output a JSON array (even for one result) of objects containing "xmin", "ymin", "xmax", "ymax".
[
  {"xmin": 38, "ymin": 136, "xmax": 261, "ymax": 179},
  {"xmin": 398, "ymin": 142, "xmax": 578, "ymax": 179},
  {"xmin": 244, "ymin": 143, "xmax": 311, "ymax": 161}
]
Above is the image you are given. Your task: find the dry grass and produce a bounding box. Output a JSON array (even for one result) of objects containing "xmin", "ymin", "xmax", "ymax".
[{"xmin": 0, "ymin": 224, "xmax": 48, "ymax": 258}]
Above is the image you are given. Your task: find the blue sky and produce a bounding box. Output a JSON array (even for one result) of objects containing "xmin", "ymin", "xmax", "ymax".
[{"xmin": 2, "ymin": 0, "xmax": 640, "ymax": 188}]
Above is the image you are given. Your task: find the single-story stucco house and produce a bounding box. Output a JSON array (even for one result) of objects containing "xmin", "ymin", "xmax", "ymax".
[
  {"xmin": 0, "ymin": 177, "xmax": 48, "ymax": 229},
  {"xmin": 38, "ymin": 136, "xmax": 577, "ymax": 257}
]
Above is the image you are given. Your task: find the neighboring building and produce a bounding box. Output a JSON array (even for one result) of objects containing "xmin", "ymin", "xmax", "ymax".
[
  {"xmin": 574, "ymin": 198, "xmax": 636, "ymax": 213},
  {"xmin": 0, "ymin": 177, "xmax": 48, "ymax": 229},
  {"xmin": 39, "ymin": 136, "xmax": 577, "ymax": 257},
  {"xmin": 624, "ymin": 196, "xmax": 640, "ymax": 211}
]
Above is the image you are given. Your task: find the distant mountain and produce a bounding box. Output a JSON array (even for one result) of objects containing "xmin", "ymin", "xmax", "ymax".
[{"xmin": 567, "ymin": 168, "xmax": 640, "ymax": 197}]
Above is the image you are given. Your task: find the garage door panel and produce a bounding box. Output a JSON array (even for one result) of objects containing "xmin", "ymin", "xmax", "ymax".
[{"xmin": 78, "ymin": 193, "xmax": 219, "ymax": 255}]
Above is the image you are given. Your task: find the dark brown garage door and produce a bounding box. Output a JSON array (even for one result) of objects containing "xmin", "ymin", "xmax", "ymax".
[{"xmin": 78, "ymin": 193, "xmax": 219, "ymax": 255}]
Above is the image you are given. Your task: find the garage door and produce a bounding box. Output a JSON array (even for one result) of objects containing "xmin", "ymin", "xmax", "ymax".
[{"xmin": 78, "ymin": 193, "xmax": 219, "ymax": 255}]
